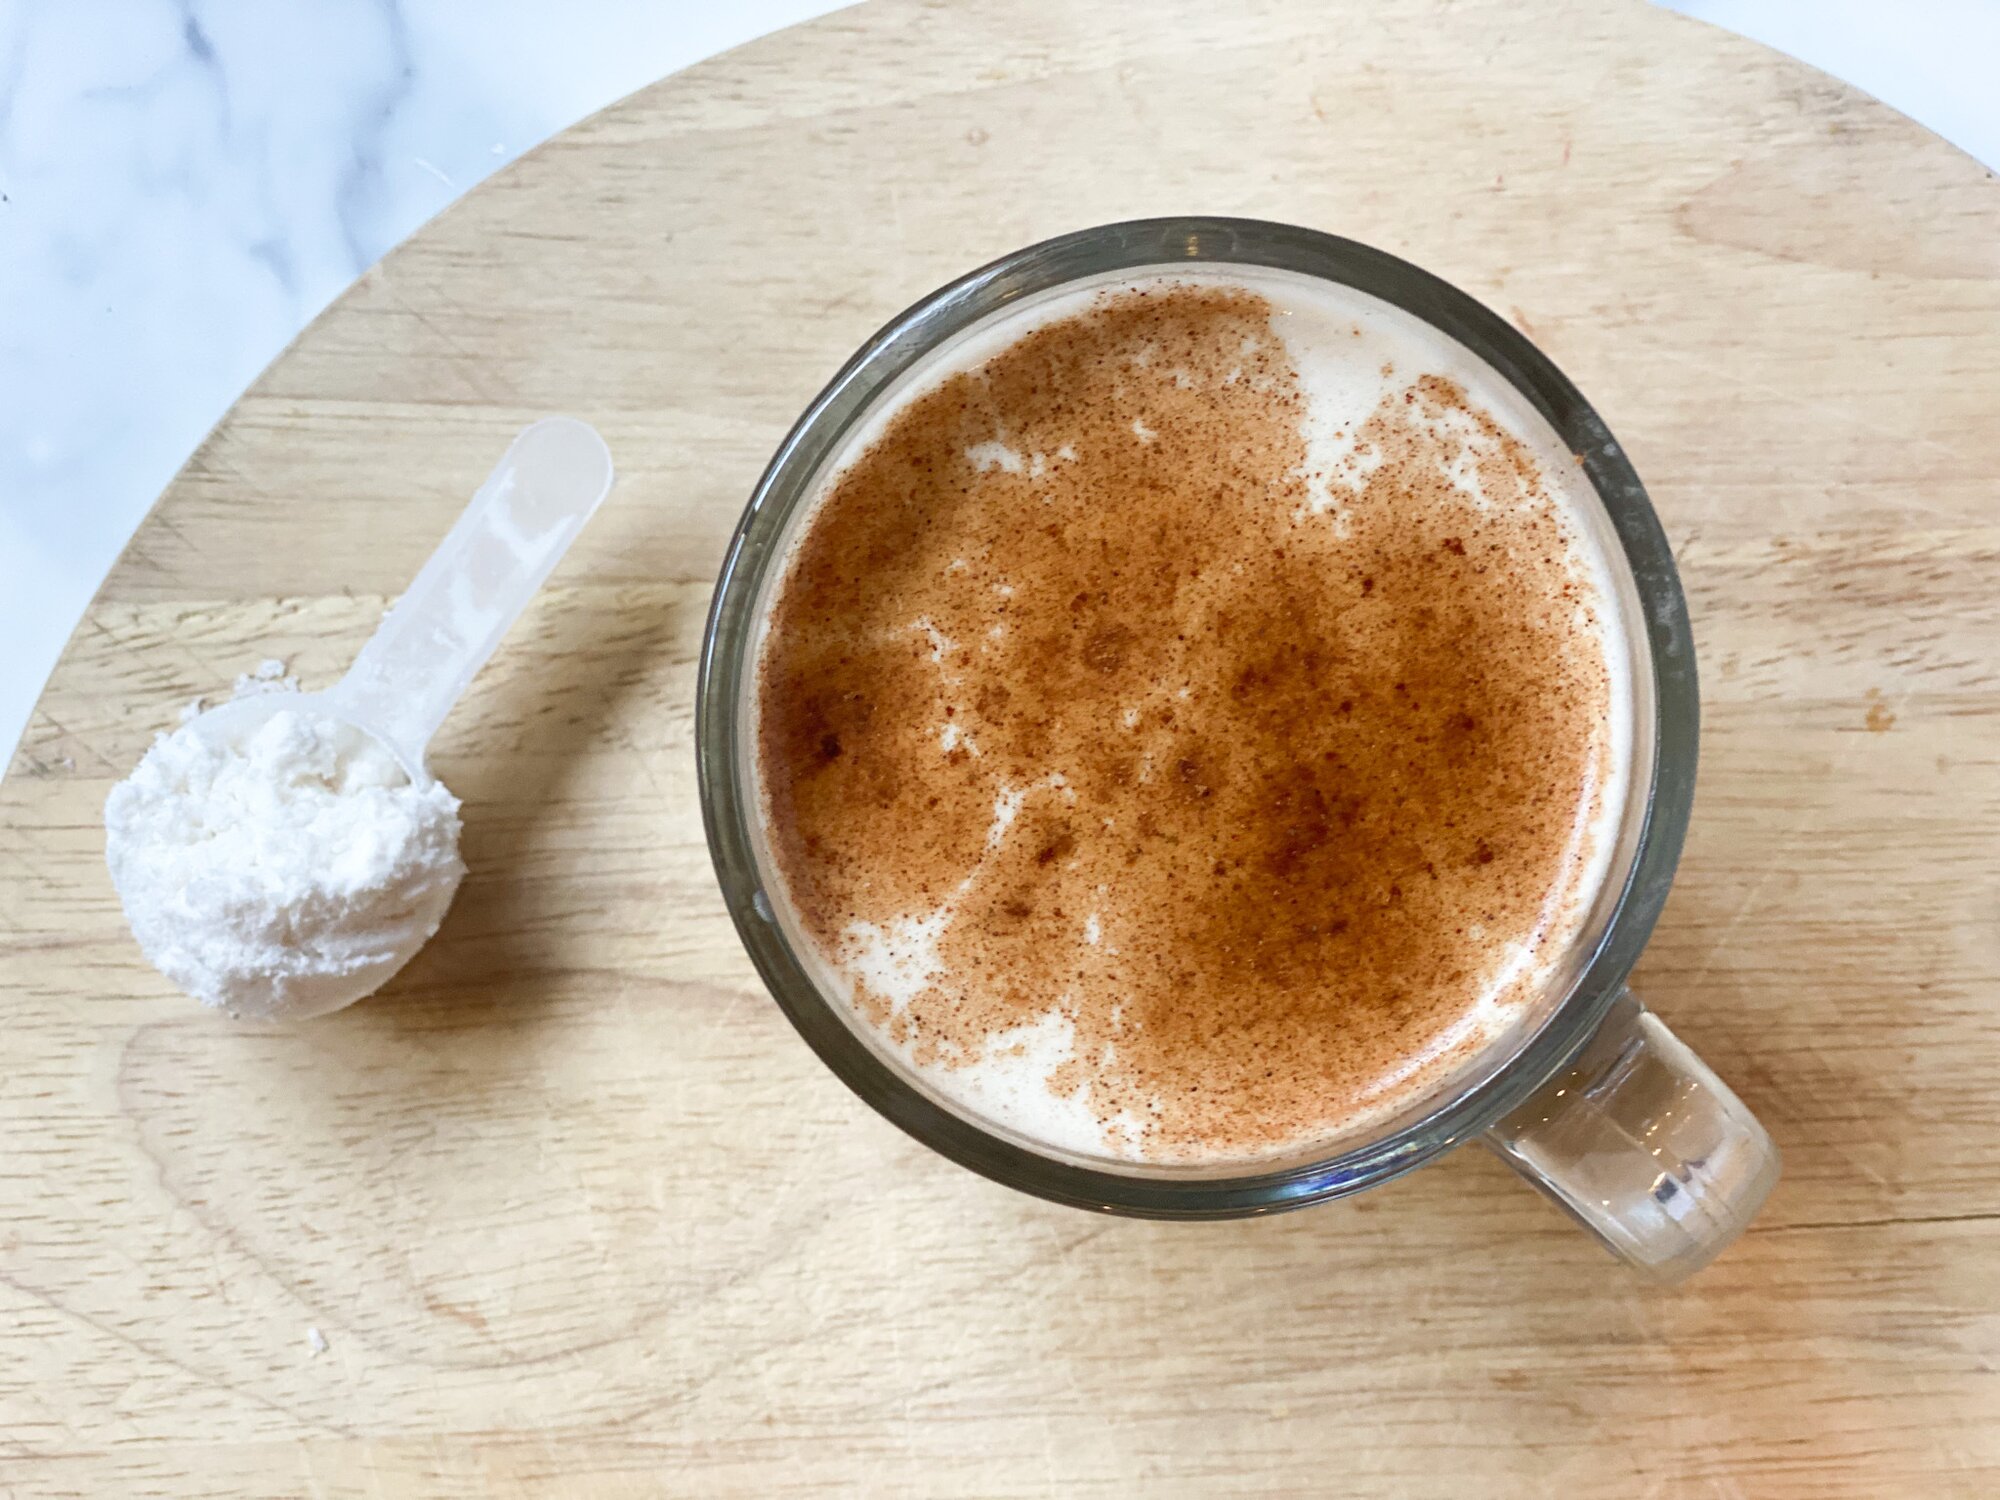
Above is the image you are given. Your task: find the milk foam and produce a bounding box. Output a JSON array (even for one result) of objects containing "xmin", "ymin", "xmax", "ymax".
[{"xmin": 754, "ymin": 265, "xmax": 1637, "ymax": 1166}]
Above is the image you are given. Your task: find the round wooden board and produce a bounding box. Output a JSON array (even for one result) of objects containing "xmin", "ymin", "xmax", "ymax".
[{"xmin": 6, "ymin": 0, "xmax": 1998, "ymax": 1493}]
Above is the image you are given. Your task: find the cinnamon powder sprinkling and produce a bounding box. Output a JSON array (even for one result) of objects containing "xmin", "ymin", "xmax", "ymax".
[{"xmin": 757, "ymin": 282, "xmax": 1614, "ymax": 1162}]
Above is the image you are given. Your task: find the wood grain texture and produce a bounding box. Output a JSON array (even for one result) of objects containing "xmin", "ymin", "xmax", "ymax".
[{"xmin": 5, "ymin": 0, "xmax": 1998, "ymax": 1493}]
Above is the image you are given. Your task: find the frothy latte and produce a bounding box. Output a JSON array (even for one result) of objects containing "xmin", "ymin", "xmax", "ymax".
[{"xmin": 753, "ymin": 266, "xmax": 1632, "ymax": 1165}]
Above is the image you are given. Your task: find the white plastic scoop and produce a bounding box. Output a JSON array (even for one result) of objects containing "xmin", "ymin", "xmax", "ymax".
[
  {"xmin": 110, "ymin": 417, "xmax": 614, "ymax": 1020},
  {"xmin": 193, "ymin": 416, "xmax": 615, "ymax": 777}
]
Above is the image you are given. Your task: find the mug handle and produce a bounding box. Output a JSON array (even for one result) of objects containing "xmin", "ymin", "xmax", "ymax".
[{"xmin": 1482, "ymin": 988, "xmax": 1781, "ymax": 1280}]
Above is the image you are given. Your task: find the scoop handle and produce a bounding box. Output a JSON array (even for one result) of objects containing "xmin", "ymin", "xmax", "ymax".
[{"xmin": 326, "ymin": 417, "xmax": 614, "ymax": 766}]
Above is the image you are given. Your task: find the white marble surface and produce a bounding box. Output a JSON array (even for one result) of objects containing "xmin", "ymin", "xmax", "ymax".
[
  {"xmin": 0, "ymin": 0, "xmax": 1994, "ymax": 773},
  {"xmin": 0, "ymin": 0, "xmax": 845, "ymax": 771},
  {"xmin": 1659, "ymin": 0, "xmax": 2000, "ymax": 172}
]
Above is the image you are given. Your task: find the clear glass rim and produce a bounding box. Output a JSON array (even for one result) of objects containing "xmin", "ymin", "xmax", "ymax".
[{"xmin": 695, "ymin": 217, "xmax": 1698, "ymax": 1219}]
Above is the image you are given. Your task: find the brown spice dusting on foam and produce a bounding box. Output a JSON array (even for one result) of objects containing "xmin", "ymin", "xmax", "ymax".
[{"xmin": 757, "ymin": 283, "xmax": 1614, "ymax": 1162}]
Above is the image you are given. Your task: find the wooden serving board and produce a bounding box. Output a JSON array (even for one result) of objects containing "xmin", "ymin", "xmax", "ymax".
[{"xmin": 5, "ymin": 0, "xmax": 1998, "ymax": 1493}]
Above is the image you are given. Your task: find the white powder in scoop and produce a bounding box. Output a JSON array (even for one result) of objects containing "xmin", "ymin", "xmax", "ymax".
[{"xmin": 105, "ymin": 706, "xmax": 464, "ymax": 1019}]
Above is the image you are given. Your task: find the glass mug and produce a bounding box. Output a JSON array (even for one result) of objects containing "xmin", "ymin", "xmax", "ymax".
[{"xmin": 696, "ymin": 218, "xmax": 1779, "ymax": 1280}]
